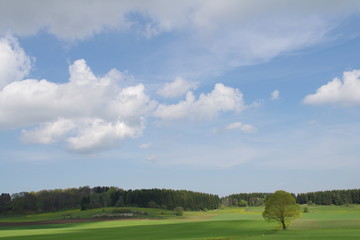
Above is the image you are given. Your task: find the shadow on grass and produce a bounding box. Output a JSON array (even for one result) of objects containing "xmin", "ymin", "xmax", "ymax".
[{"xmin": 0, "ymin": 220, "xmax": 275, "ymax": 240}]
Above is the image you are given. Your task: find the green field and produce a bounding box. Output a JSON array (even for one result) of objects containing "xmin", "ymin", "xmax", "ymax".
[
  {"xmin": 0, "ymin": 207, "xmax": 176, "ymax": 222},
  {"xmin": 1, "ymin": 205, "xmax": 360, "ymax": 239}
]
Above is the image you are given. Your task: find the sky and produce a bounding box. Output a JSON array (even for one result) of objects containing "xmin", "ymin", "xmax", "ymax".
[{"xmin": 1, "ymin": 0, "xmax": 360, "ymax": 196}]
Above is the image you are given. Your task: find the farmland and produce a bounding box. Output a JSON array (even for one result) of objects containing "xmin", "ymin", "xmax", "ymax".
[{"xmin": 1, "ymin": 205, "xmax": 360, "ymax": 239}]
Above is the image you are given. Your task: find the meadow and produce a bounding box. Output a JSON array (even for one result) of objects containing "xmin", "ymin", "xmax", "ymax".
[{"xmin": 1, "ymin": 205, "xmax": 360, "ymax": 239}]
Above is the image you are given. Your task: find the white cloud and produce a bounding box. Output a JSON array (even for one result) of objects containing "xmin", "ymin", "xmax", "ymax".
[
  {"xmin": 21, "ymin": 118, "xmax": 144, "ymax": 152},
  {"xmin": 0, "ymin": 1, "xmax": 199, "ymax": 41},
  {"xmin": 0, "ymin": 36, "xmax": 255, "ymax": 153},
  {"xmin": 270, "ymin": 89, "xmax": 280, "ymax": 100},
  {"xmin": 0, "ymin": 59, "xmax": 156, "ymax": 128},
  {"xmin": 106, "ymin": 84, "xmax": 157, "ymax": 121},
  {"xmin": 147, "ymin": 155, "xmax": 157, "ymax": 162},
  {"xmin": 66, "ymin": 118, "xmax": 144, "ymax": 153},
  {"xmin": 0, "ymin": 56, "xmax": 156, "ymax": 152},
  {"xmin": 0, "ymin": 1, "xmax": 132, "ymax": 41},
  {"xmin": 0, "ymin": 1, "xmax": 357, "ymax": 72},
  {"xmin": 304, "ymin": 69, "xmax": 360, "ymax": 105},
  {"xmin": 22, "ymin": 118, "xmax": 76, "ymax": 144},
  {"xmin": 139, "ymin": 143, "xmax": 151, "ymax": 149},
  {"xmin": 157, "ymin": 77, "xmax": 198, "ymax": 98},
  {"xmin": 1, "ymin": 1, "xmax": 357, "ymax": 39},
  {"xmin": 0, "ymin": 35, "xmax": 31, "ymax": 88},
  {"xmin": 153, "ymin": 92, "xmax": 195, "ymax": 120},
  {"xmin": 225, "ymin": 122, "xmax": 257, "ymax": 133},
  {"xmin": 188, "ymin": 2, "xmax": 334, "ymax": 67},
  {"xmin": 154, "ymin": 83, "xmax": 246, "ymax": 120}
]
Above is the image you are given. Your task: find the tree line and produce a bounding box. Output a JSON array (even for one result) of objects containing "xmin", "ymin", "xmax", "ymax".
[
  {"xmin": 2, "ymin": 187, "xmax": 360, "ymax": 214},
  {"xmin": 221, "ymin": 193, "xmax": 272, "ymax": 207},
  {"xmin": 221, "ymin": 189, "xmax": 360, "ymax": 207},
  {"xmin": 296, "ymin": 189, "xmax": 360, "ymax": 205},
  {"xmin": 0, "ymin": 186, "xmax": 220, "ymax": 214}
]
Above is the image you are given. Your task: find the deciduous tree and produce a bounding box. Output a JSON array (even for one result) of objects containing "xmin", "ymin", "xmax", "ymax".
[{"xmin": 262, "ymin": 190, "xmax": 300, "ymax": 230}]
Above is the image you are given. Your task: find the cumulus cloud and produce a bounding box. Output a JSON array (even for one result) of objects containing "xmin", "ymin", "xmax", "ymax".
[
  {"xmin": 21, "ymin": 118, "xmax": 76, "ymax": 144},
  {"xmin": 21, "ymin": 118, "xmax": 145, "ymax": 152},
  {"xmin": 0, "ymin": 36, "xmax": 255, "ymax": 153},
  {"xmin": 270, "ymin": 89, "xmax": 280, "ymax": 100},
  {"xmin": 0, "ymin": 56, "xmax": 156, "ymax": 152},
  {"xmin": 0, "ymin": 35, "xmax": 31, "ymax": 88},
  {"xmin": 157, "ymin": 77, "xmax": 198, "ymax": 98},
  {"xmin": 224, "ymin": 122, "xmax": 257, "ymax": 133},
  {"xmin": 66, "ymin": 118, "xmax": 144, "ymax": 153},
  {"xmin": 154, "ymin": 83, "xmax": 246, "ymax": 120},
  {"xmin": 0, "ymin": 59, "xmax": 155, "ymax": 127},
  {"xmin": 303, "ymin": 69, "xmax": 360, "ymax": 105}
]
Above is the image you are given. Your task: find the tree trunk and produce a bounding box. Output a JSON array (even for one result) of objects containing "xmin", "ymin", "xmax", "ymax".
[{"xmin": 281, "ymin": 220, "xmax": 287, "ymax": 230}]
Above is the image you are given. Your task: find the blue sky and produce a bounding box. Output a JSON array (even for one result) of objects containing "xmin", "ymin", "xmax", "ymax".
[{"xmin": 1, "ymin": 0, "xmax": 360, "ymax": 196}]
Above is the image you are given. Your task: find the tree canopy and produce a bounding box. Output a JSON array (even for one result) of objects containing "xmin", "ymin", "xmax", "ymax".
[
  {"xmin": 297, "ymin": 189, "xmax": 360, "ymax": 205},
  {"xmin": 1, "ymin": 187, "xmax": 220, "ymax": 214},
  {"xmin": 262, "ymin": 190, "xmax": 301, "ymax": 230}
]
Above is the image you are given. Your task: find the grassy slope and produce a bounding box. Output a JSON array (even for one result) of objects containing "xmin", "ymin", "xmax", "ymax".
[
  {"xmin": 1, "ymin": 205, "xmax": 360, "ymax": 240},
  {"xmin": 0, "ymin": 207, "xmax": 175, "ymax": 222}
]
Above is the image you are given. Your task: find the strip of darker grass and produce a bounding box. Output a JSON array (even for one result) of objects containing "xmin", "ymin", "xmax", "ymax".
[{"xmin": 0, "ymin": 220, "xmax": 273, "ymax": 240}]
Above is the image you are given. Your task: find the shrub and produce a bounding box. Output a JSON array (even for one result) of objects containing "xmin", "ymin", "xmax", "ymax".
[
  {"xmin": 303, "ymin": 206, "xmax": 309, "ymax": 213},
  {"xmin": 147, "ymin": 201, "xmax": 159, "ymax": 208},
  {"xmin": 239, "ymin": 200, "xmax": 248, "ymax": 207},
  {"xmin": 93, "ymin": 213, "xmax": 134, "ymax": 218},
  {"xmin": 173, "ymin": 206, "xmax": 184, "ymax": 216}
]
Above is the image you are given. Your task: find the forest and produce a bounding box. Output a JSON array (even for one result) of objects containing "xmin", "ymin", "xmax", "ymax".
[
  {"xmin": 296, "ymin": 189, "xmax": 360, "ymax": 205},
  {"xmin": 0, "ymin": 186, "xmax": 220, "ymax": 214},
  {"xmin": 222, "ymin": 189, "xmax": 360, "ymax": 207},
  {"xmin": 1, "ymin": 187, "xmax": 360, "ymax": 214}
]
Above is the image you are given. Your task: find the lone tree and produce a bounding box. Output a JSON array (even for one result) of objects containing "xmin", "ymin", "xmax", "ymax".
[{"xmin": 262, "ymin": 190, "xmax": 300, "ymax": 230}]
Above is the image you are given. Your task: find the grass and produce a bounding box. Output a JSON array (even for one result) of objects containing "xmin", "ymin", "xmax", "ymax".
[
  {"xmin": 0, "ymin": 207, "xmax": 174, "ymax": 222},
  {"xmin": 0, "ymin": 205, "xmax": 360, "ymax": 239}
]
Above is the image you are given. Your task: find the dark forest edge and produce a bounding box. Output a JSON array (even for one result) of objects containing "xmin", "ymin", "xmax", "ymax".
[{"xmin": 1, "ymin": 187, "xmax": 360, "ymax": 215}]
